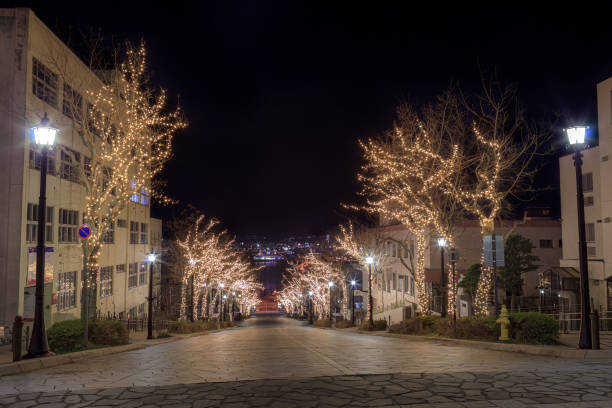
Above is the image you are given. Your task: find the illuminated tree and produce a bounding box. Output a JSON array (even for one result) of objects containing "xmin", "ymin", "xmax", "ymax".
[
  {"xmin": 356, "ymin": 102, "xmax": 462, "ymax": 314},
  {"xmin": 42, "ymin": 40, "xmax": 186, "ymax": 339}
]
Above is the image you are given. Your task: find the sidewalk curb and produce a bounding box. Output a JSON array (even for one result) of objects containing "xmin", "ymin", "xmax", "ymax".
[
  {"xmin": 0, "ymin": 326, "xmax": 235, "ymax": 377},
  {"xmin": 316, "ymin": 325, "xmax": 612, "ymax": 359}
]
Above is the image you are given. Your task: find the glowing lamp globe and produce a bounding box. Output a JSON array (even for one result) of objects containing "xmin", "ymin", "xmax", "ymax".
[
  {"xmin": 365, "ymin": 256, "xmax": 374, "ymax": 265},
  {"xmin": 351, "ymin": 280, "xmax": 356, "ymax": 286},
  {"xmin": 437, "ymin": 238, "xmax": 447, "ymax": 247},
  {"xmin": 566, "ymin": 126, "xmax": 587, "ymax": 145},
  {"xmin": 147, "ymin": 253, "xmax": 156, "ymax": 263},
  {"xmin": 32, "ymin": 113, "xmax": 57, "ymax": 146},
  {"xmin": 328, "ymin": 281, "xmax": 334, "ymax": 287}
]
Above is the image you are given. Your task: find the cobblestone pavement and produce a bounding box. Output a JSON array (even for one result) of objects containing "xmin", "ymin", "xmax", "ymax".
[
  {"xmin": 2, "ymin": 370, "xmax": 612, "ymax": 407},
  {"xmin": 1, "ymin": 316, "xmax": 612, "ymax": 407}
]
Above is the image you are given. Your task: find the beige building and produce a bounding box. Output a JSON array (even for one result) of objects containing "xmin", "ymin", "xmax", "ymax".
[
  {"xmin": 0, "ymin": 8, "xmax": 162, "ymax": 329},
  {"xmin": 559, "ymin": 76, "xmax": 612, "ymax": 312},
  {"xmin": 371, "ymin": 214, "xmax": 562, "ymax": 324}
]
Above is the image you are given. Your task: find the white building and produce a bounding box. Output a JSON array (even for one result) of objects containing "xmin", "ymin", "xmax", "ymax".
[
  {"xmin": 371, "ymin": 213, "xmax": 562, "ymax": 325},
  {"xmin": 0, "ymin": 8, "xmax": 162, "ymax": 329},
  {"xmin": 559, "ymin": 76, "xmax": 612, "ymax": 312}
]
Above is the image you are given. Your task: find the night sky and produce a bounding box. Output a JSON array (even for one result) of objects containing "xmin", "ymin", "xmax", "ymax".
[{"xmin": 21, "ymin": 2, "xmax": 612, "ymax": 238}]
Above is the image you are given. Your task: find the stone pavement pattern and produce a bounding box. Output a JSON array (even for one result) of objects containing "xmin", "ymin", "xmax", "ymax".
[
  {"xmin": 2, "ymin": 370, "xmax": 612, "ymax": 407},
  {"xmin": 1, "ymin": 316, "xmax": 612, "ymax": 407}
]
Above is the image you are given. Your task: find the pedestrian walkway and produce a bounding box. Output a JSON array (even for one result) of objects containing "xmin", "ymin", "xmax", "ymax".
[{"xmin": 1, "ymin": 370, "xmax": 612, "ymax": 407}]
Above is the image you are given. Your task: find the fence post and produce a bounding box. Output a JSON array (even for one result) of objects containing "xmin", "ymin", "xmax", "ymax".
[{"xmin": 12, "ymin": 316, "xmax": 23, "ymax": 362}]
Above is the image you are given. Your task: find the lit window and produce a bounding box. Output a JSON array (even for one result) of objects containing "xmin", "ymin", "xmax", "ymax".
[
  {"xmin": 100, "ymin": 266, "xmax": 113, "ymax": 298},
  {"xmin": 32, "ymin": 58, "xmax": 58, "ymax": 107},
  {"xmin": 58, "ymin": 209, "xmax": 79, "ymax": 243}
]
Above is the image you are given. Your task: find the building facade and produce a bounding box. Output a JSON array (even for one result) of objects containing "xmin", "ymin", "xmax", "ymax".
[
  {"xmin": 559, "ymin": 76, "xmax": 612, "ymax": 312},
  {"xmin": 371, "ymin": 215, "xmax": 562, "ymax": 324},
  {"xmin": 0, "ymin": 8, "xmax": 161, "ymax": 329}
]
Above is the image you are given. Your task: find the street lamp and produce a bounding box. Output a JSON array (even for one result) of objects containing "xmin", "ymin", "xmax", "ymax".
[
  {"xmin": 27, "ymin": 113, "xmax": 57, "ymax": 358},
  {"xmin": 219, "ymin": 283, "xmax": 225, "ymax": 322},
  {"xmin": 328, "ymin": 281, "xmax": 334, "ymax": 321},
  {"xmin": 365, "ymin": 256, "xmax": 374, "ymax": 326},
  {"xmin": 146, "ymin": 253, "xmax": 156, "ymax": 340},
  {"xmin": 350, "ymin": 280, "xmax": 356, "ymax": 326},
  {"xmin": 438, "ymin": 238, "xmax": 447, "ymax": 317},
  {"xmin": 308, "ymin": 290, "xmax": 314, "ymax": 324},
  {"xmin": 567, "ymin": 126, "xmax": 593, "ymax": 349}
]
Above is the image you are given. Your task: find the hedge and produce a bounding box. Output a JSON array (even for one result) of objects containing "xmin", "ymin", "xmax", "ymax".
[
  {"xmin": 88, "ymin": 320, "xmax": 129, "ymax": 346},
  {"xmin": 510, "ymin": 312, "xmax": 559, "ymax": 344},
  {"xmin": 47, "ymin": 319, "xmax": 83, "ymax": 353},
  {"xmin": 359, "ymin": 319, "xmax": 387, "ymax": 331}
]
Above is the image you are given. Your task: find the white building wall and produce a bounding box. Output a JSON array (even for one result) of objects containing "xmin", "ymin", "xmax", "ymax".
[{"xmin": 0, "ymin": 8, "xmax": 163, "ymax": 327}]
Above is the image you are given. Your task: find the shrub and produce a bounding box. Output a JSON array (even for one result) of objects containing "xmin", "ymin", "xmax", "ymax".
[
  {"xmin": 314, "ymin": 319, "xmax": 333, "ymax": 328},
  {"xmin": 435, "ymin": 316, "xmax": 498, "ymax": 340},
  {"xmin": 389, "ymin": 315, "xmax": 440, "ymax": 334},
  {"xmin": 510, "ymin": 312, "xmax": 559, "ymax": 344},
  {"xmin": 156, "ymin": 330, "xmax": 172, "ymax": 339},
  {"xmin": 88, "ymin": 320, "xmax": 129, "ymax": 346},
  {"xmin": 47, "ymin": 319, "xmax": 83, "ymax": 353},
  {"xmin": 335, "ymin": 320, "xmax": 354, "ymax": 329},
  {"xmin": 359, "ymin": 319, "xmax": 387, "ymax": 331}
]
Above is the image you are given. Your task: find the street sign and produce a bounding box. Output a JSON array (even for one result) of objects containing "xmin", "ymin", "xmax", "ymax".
[
  {"xmin": 483, "ymin": 235, "xmax": 504, "ymax": 267},
  {"xmin": 78, "ymin": 224, "xmax": 92, "ymax": 240}
]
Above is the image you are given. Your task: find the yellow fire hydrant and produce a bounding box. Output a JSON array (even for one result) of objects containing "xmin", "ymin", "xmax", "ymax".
[{"xmin": 496, "ymin": 305, "xmax": 510, "ymax": 341}]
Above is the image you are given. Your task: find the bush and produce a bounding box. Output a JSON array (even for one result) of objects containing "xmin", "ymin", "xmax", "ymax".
[
  {"xmin": 156, "ymin": 330, "xmax": 172, "ymax": 339},
  {"xmin": 168, "ymin": 320, "xmax": 230, "ymax": 333},
  {"xmin": 389, "ymin": 315, "xmax": 440, "ymax": 335},
  {"xmin": 314, "ymin": 319, "xmax": 333, "ymax": 328},
  {"xmin": 359, "ymin": 319, "xmax": 387, "ymax": 331},
  {"xmin": 47, "ymin": 319, "xmax": 83, "ymax": 353},
  {"xmin": 510, "ymin": 312, "xmax": 559, "ymax": 344},
  {"xmin": 435, "ymin": 316, "xmax": 498, "ymax": 340},
  {"xmin": 88, "ymin": 320, "xmax": 129, "ymax": 346},
  {"xmin": 335, "ymin": 320, "xmax": 354, "ymax": 329}
]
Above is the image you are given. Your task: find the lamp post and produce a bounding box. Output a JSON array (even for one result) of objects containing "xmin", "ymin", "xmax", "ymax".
[
  {"xmin": 328, "ymin": 281, "xmax": 334, "ymax": 321},
  {"xmin": 308, "ymin": 290, "xmax": 314, "ymax": 324},
  {"xmin": 27, "ymin": 113, "xmax": 57, "ymax": 358},
  {"xmin": 146, "ymin": 253, "xmax": 156, "ymax": 340},
  {"xmin": 450, "ymin": 248, "xmax": 457, "ymax": 334},
  {"xmin": 219, "ymin": 283, "xmax": 225, "ymax": 322},
  {"xmin": 350, "ymin": 280, "xmax": 356, "ymax": 326},
  {"xmin": 365, "ymin": 256, "xmax": 374, "ymax": 327},
  {"xmin": 438, "ymin": 238, "xmax": 447, "ymax": 317},
  {"xmin": 567, "ymin": 126, "xmax": 593, "ymax": 349}
]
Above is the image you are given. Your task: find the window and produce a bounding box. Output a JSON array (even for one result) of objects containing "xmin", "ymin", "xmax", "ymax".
[
  {"xmin": 582, "ymin": 173, "xmax": 593, "ymax": 192},
  {"xmin": 586, "ymin": 223, "xmax": 595, "ymax": 242},
  {"xmin": 100, "ymin": 266, "xmax": 113, "ymax": 298},
  {"xmin": 116, "ymin": 264, "xmax": 126, "ymax": 273},
  {"xmin": 128, "ymin": 306, "xmax": 137, "ymax": 319},
  {"xmin": 26, "ymin": 204, "xmax": 53, "ymax": 242},
  {"xmin": 59, "ymin": 148, "xmax": 81, "ymax": 183},
  {"xmin": 559, "ymin": 240, "xmax": 563, "ymax": 249},
  {"xmin": 29, "ymin": 146, "xmax": 56, "ymax": 175},
  {"xmin": 393, "ymin": 273, "xmax": 397, "ymax": 290},
  {"xmin": 539, "ymin": 240, "xmax": 553, "ymax": 249},
  {"xmin": 387, "ymin": 279, "xmax": 391, "ymax": 293},
  {"xmin": 102, "ymin": 221, "xmax": 114, "ymax": 244},
  {"xmin": 117, "ymin": 219, "xmax": 127, "ymax": 228},
  {"xmin": 392, "ymin": 243, "xmax": 397, "ymax": 258},
  {"xmin": 86, "ymin": 103, "xmax": 101, "ymax": 137},
  {"xmin": 129, "ymin": 179, "xmax": 150, "ymax": 206},
  {"xmin": 128, "ymin": 263, "xmax": 138, "ymax": 288},
  {"xmin": 62, "ymin": 83, "xmax": 83, "ymax": 120},
  {"xmin": 32, "ymin": 58, "xmax": 58, "ymax": 107},
  {"xmin": 138, "ymin": 302, "xmax": 146, "ymax": 317},
  {"xmin": 403, "ymin": 245, "xmax": 409, "ymax": 259},
  {"xmin": 587, "ymin": 246, "xmax": 597, "ymax": 257},
  {"xmin": 57, "ymin": 271, "xmax": 77, "ymax": 310},
  {"xmin": 585, "ymin": 196, "xmax": 594, "ymax": 207},
  {"xmin": 58, "ymin": 209, "xmax": 79, "ymax": 243},
  {"xmin": 140, "ymin": 223, "xmax": 148, "ymax": 244},
  {"xmin": 130, "ymin": 221, "xmax": 139, "ymax": 244},
  {"xmin": 139, "ymin": 263, "xmax": 147, "ymax": 285},
  {"xmin": 410, "ymin": 276, "xmax": 415, "ymax": 296}
]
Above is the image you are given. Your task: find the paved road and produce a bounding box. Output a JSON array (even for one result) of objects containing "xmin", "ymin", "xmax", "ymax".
[{"xmin": 1, "ymin": 316, "xmax": 612, "ymax": 407}]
